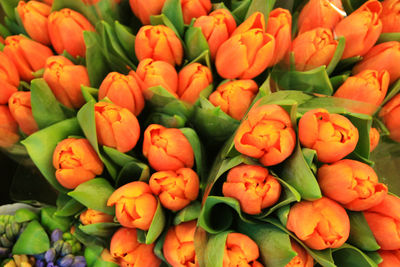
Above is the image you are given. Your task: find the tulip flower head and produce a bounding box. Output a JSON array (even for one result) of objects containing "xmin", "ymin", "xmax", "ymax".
[
  {"xmin": 223, "ymin": 233, "xmax": 264, "ymax": 267},
  {"xmin": 8, "ymin": 91, "xmax": 38, "ymax": 136},
  {"xmin": 79, "ymin": 209, "xmax": 114, "ymax": 225},
  {"xmin": 378, "ymin": 250, "xmax": 400, "ymax": 267},
  {"xmin": 234, "ymin": 104, "xmax": 296, "ymax": 166},
  {"xmin": 178, "ymin": 63, "xmax": 213, "ymax": 104},
  {"xmin": 231, "ymin": 12, "xmax": 265, "ymax": 36},
  {"xmin": 266, "ymin": 8, "xmax": 292, "ymax": 64},
  {"xmin": 181, "ymin": 0, "xmax": 212, "ymax": 25},
  {"xmin": 53, "ymin": 138, "xmax": 104, "ymax": 189},
  {"xmin": 129, "ymin": 0, "xmax": 166, "ymax": 25},
  {"xmin": 381, "ymin": 0, "xmax": 400, "ymax": 33},
  {"xmin": 0, "ymin": 51, "xmax": 19, "ymax": 105},
  {"xmin": 379, "ymin": 93, "xmax": 400, "ymax": 142},
  {"xmin": 107, "ymin": 181, "xmax": 158, "ymax": 230},
  {"xmin": 0, "ymin": 105, "xmax": 19, "ymax": 148},
  {"xmin": 286, "ymin": 240, "xmax": 314, "ymax": 267},
  {"xmin": 370, "ymin": 127, "xmax": 380, "ymax": 152},
  {"xmin": 287, "ymin": 197, "xmax": 350, "ymax": 250}
]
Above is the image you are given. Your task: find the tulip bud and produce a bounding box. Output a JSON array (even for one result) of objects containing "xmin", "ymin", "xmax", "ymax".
[
  {"xmin": 53, "ymin": 138, "xmax": 104, "ymax": 189},
  {"xmin": 234, "ymin": 104, "xmax": 296, "ymax": 166},
  {"xmin": 286, "ymin": 239, "xmax": 314, "ymax": 267},
  {"xmin": 3, "ymin": 35, "xmax": 53, "ymax": 82},
  {"xmin": 223, "ymin": 233, "xmax": 263, "ymax": 267},
  {"xmin": 8, "ymin": 91, "xmax": 38, "ymax": 136},
  {"xmin": 298, "ymin": 108, "xmax": 359, "ymax": 163},
  {"xmin": 334, "ymin": 0, "xmax": 382, "ymax": 59},
  {"xmin": 222, "ymin": 164, "xmax": 281, "ymax": 215},
  {"xmin": 99, "ymin": 249, "xmax": 118, "ymax": 265},
  {"xmin": 129, "ymin": 0, "xmax": 166, "ymax": 25},
  {"xmin": 381, "ymin": 0, "xmax": 400, "ymax": 33},
  {"xmin": 135, "ymin": 25, "xmax": 183, "ymax": 66},
  {"xmin": 43, "ymin": 56, "xmax": 89, "ymax": 109},
  {"xmin": 110, "ymin": 228, "xmax": 161, "ymax": 266},
  {"xmin": 370, "ymin": 127, "xmax": 380, "ymax": 152},
  {"xmin": 98, "ymin": 72, "xmax": 145, "ymax": 116},
  {"xmin": 379, "ymin": 93, "xmax": 400, "ymax": 142},
  {"xmin": 143, "ymin": 124, "xmax": 194, "ymax": 171},
  {"xmin": 133, "ymin": 58, "xmax": 178, "ymax": 100},
  {"xmin": 48, "ymin": 8, "xmax": 95, "ymax": 57},
  {"xmin": 79, "ymin": 209, "xmax": 114, "ymax": 225},
  {"xmin": 266, "ymin": 8, "xmax": 292, "ymax": 64},
  {"xmin": 231, "ymin": 12, "xmax": 265, "ymax": 36},
  {"xmin": 178, "ymin": 63, "xmax": 212, "ymax": 104},
  {"xmin": 378, "ymin": 250, "xmax": 400, "ymax": 267},
  {"xmin": 193, "ymin": 9, "xmax": 237, "ymax": 59},
  {"xmin": 94, "ymin": 102, "xmax": 140, "ymax": 153},
  {"xmin": 17, "ymin": 1, "xmax": 51, "ymax": 45},
  {"xmin": 0, "ymin": 52, "xmax": 19, "ymax": 105},
  {"xmin": 163, "ymin": 221, "xmax": 198, "ymax": 267},
  {"xmin": 287, "ymin": 197, "xmax": 350, "ymax": 250},
  {"xmin": 181, "ymin": 0, "xmax": 212, "ymax": 24}
]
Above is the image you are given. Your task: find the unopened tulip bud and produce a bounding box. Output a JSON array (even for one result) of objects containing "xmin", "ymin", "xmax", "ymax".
[
  {"xmin": 0, "ymin": 105, "xmax": 19, "ymax": 148},
  {"xmin": 379, "ymin": 93, "xmax": 400, "ymax": 142},
  {"xmin": 8, "ymin": 91, "xmax": 38, "ymax": 135},
  {"xmin": 181, "ymin": 0, "xmax": 212, "ymax": 25},
  {"xmin": 129, "ymin": 0, "xmax": 166, "ymax": 25},
  {"xmin": 178, "ymin": 63, "xmax": 212, "ymax": 104}
]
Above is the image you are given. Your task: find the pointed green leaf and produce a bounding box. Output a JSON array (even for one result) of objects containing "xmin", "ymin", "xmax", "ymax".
[
  {"xmin": 55, "ymin": 197, "xmax": 85, "ymax": 217},
  {"xmin": 174, "ymin": 201, "xmax": 201, "ymax": 225},
  {"xmin": 162, "ymin": 0, "xmax": 184, "ymax": 36},
  {"xmin": 41, "ymin": 206, "xmax": 72, "ymax": 232},
  {"xmin": 12, "ymin": 220, "xmax": 50, "ymax": 255},
  {"xmin": 84, "ymin": 31, "xmax": 110, "ymax": 87},
  {"xmin": 0, "ymin": 0, "xmax": 19, "ymax": 21},
  {"xmin": 231, "ymin": 0, "xmax": 251, "ymax": 24},
  {"xmin": 378, "ymin": 32, "xmax": 400, "ymax": 43},
  {"xmin": 326, "ymin": 36, "xmax": 345, "ymax": 75},
  {"xmin": 114, "ymin": 21, "xmax": 137, "ymax": 63},
  {"xmin": 245, "ymin": 0, "xmax": 275, "ymax": 25},
  {"xmin": 82, "ymin": 86, "xmax": 99, "ymax": 103},
  {"xmin": 180, "ymin": 127, "xmax": 207, "ymax": 181},
  {"xmin": 144, "ymin": 200, "xmax": 166, "ymax": 244},
  {"xmin": 185, "ymin": 26, "xmax": 210, "ymax": 61},
  {"xmin": 85, "ymin": 245, "xmax": 104, "ymax": 267},
  {"xmin": 332, "ymin": 243, "xmax": 378, "ymax": 267},
  {"xmin": 72, "ymin": 223, "xmax": 107, "ymax": 247},
  {"xmin": 347, "ymin": 211, "xmax": 380, "ymax": 251},
  {"xmin": 79, "ymin": 222, "xmax": 119, "ymax": 238},
  {"xmin": 14, "ymin": 208, "xmax": 38, "ymax": 223},
  {"xmin": 150, "ymin": 14, "xmax": 182, "ymax": 42},
  {"xmin": 381, "ymin": 77, "xmax": 400, "ymax": 106},
  {"xmin": 205, "ymin": 231, "xmax": 229, "ymax": 267},
  {"xmin": 52, "ymin": 0, "xmax": 98, "ymax": 25}
]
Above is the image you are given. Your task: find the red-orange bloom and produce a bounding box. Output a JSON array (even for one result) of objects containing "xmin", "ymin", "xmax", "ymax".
[
  {"xmin": 266, "ymin": 8, "xmax": 292, "ymax": 64},
  {"xmin": 223, "ymin": 233, "xmax": 264, "ymax": 267},
  {"xmin": 8, "ymin": 91, "xmax": 38, "ymax": 136},
  {"xmin": 234, "ymin": 104, "xmax": 296, "ymax": 166},
  {"xmin": 80, "ymin": 208, "xmax": 114, "ymax": 225},
  {"xmin": 129, "ymin": 0, "xmax": 166, "ymax": 25},
  {"xmin": 378, "ymin": 250, "xmax": 400, "ymax": 267},
  {"xmin": 231, "ymin": 12, "xmax": 265, "ymax": 36},
  {"xmin": 286, "ymin": 240, "xmax": 314, "ymax": 267},
  {"xmin": 143, "ymin": 124, "xmax": 194, "ymax": 171},
  {"xmin": 0, "ymin": 105, "xmax": 19, "ymax": 148},
  {"xmin": 370, "ymin": 127, "xmax": 380, "ymax": 152},
  {"xmin": 178, "ymin": 63, "xmax": 213, "ymax": 104},
  {"xmin": 53, "ymin": 138, "xmax": 104, "ymax": 189},
  {"xmin": 0, "ymin": 51, "xmax": 19, "ymax": 105},
  {"xmin": 381, "ymin": 0, "xmax": 400, "ymax": 33},
  {"xmin": 379, "ymin": 93, "xmax": 400, "ymax": 142},
  {"xmin": 107, "ymin": 181, "xmax": 158, "ymax": 230},
  {"xmin": 287, "ymin": 197, "xmax": 350, "ymax": 250},
  {"xmin": 222, "ymin": 164, "xmax": 281, "ymax": 215},
  {"xmin": 181, "ymin": 0, "xmax": 212, "ymax": 25}
]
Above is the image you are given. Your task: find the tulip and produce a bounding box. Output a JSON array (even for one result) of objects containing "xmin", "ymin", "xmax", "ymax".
[
  {"xmin": 3, "ymin": 35, "xmax": 53, "ymax": 82},
  {"xmin": 0, "ymin": 36, "xmax": 4, "ymax": 44},
  {"xmin": 209, "ymin": 79, "xmax": 258, "ymax": 120},
  {"xmin": 298, "ymin": 108, "xmax": 359, "ymax": 163},
  {"xmin": 48, "ymin": 8, "xmax": 95, "ymax": 57},
  {"xmin": 223, "ymin": 233, "xmax": 264, "ymax": 267},
  {"xmin": 163, "ymin": 220, "xmax": 198, "ymax": 267},
  {"xmin": 129, "ymin": 0, "xmax": 165, "ymax": 25},
  {"xmin": 41, "ymin": 0, "xmax": 53, "ymax": 5},
  {"xmin": 369, "ymin": 127, "xmax": 380, "ymax": 152},
  {"xmin": 287, "ymin": 197, "xmax": 350, "ymax": 250},
  {"xmin": 107, "ymin": 181, "xmax": 157, "ymax": 230},
  {"xmin": 0, "ymin": 105, "xmax": 19, "ymax": 148},
  {"xmin": 289, "ymin": 27, "xmax": 338, "ymax": 71},
  {"xmin": 133, "ymin": 58, "xmax": 178, "ymax": 100},
  {"xmin": 17, "ymin": 1, "xmax": 51, "ymax": 45},
  {"xmin": 135, "ymin": 25, "xmax": 183, "ymax": 66},
  {"xmin": 0, "ymin": 52, "xmax": 19, "ymax": 105},
  {"xmin": 43, "ymin": 56, "xmax": 89, "ymax": 109},
  {"xmin": 379, "ymin": 93, "xmax": 400, "ymax": 142},
  {"xmin": 234, "ymin": 104, "xmax": 296, "ymax": 166},
  {"xmin": 381, "ymin": 0, "xmax": 400, "ymax": 33},
  {"xmin": 378, "ymin": 250, "xmax": 400, "ymax": 267},
  {"xmin": 98, "ymin": 72, "xmax": 145, "ymax": 115},
  {"xmin": 231, "ymin": 12, "xmax": 265, "ymax": 36},
  {"xmin": 8, "ymin": 91, "xmax": 38, "ymax": 135},
  {"xmin": 286, "ymin": 239, "xmax": 313, "ymax": 267},
  {"xmin": 100, "ymin": 249, "xmax": 119, "ymax": 265},
  {"xmin": 53, "ymin": 138, "xmax": 104, "ymax": 189},
  {"xmin": 334, "ymin": 0, "xmax": 382, "ymax": 59},
  {"xmin": 178, "ymin": 63, "xmax": 212, "ymax": 104},
  {"xmin": 297, "ymin": 0, "xmax": 344, "ymax": 34},
  {"xmin": 79, "ymin": 209, "xmax": 114, "ymax": 225},
  {"xmin": 364, "ymin": 195, "xmax": 400, "ymax": 250},
  {"xmin": 94, "ymin": 102, "xmax": 140, "ymax": 153},
  {"xmin": 181, "ymin": 0, "xmax": 212, "ymax": 25},
  {"xmin": 317, "ymin": 159, "xmax": 387, "ymax": 211},
  {"xmin": 143, "ymin": 124, "xmax": 194, "ymax": 171},
  {"xmin": 216, "ymin": 29, "xmax": 275, "ymax": 79},
  {"xmin": 222, "ymin": 164, "xmax": 281, "ymax": 215},
  {"xmin": 110, "ymin": 228, "xmax": 161, "ymax": 267},
  {"xmin": 266, "ymin": 8, "xmax": 292, "ymax": 64},
  {"xmin": 193, "ymin": 9, "xmax": 236, "ymax": 59},
  {"xmin": 353, "ymin": 41, "xmax": 400, "ymax": 84}
]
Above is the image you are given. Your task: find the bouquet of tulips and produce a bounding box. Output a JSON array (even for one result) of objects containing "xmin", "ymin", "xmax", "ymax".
[{"xmin": 1, "ymin": 0, "xmax": 400, "ymax": 266}]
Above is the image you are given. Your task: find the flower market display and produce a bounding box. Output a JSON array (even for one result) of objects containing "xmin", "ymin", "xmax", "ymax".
[{"xmin": 1, "ymin": 0, "xmax": 400, "ymax": 266}]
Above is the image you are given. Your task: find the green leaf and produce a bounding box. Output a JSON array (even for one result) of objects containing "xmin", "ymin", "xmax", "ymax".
[
  {"xmin": 150, "ymin": 14, "xmax": 182, "ymax": 42},
  {"xmin": 41, "ymin": 206, "xmax": 72, "ymax": 232},
  {"xmin": 378, "ymin": 32, "xmax": 400, "ymax": 43},
  {"xmin": 245, "ymin": 0, "xmax": 275, "ymax": 25},
  {"xmin": 186, "ymin": 49, "xmax": 212, "ymax": 70},
  {"xmin": 334, "ymin": 56, "xmax": 363, "ymax": 74},
  {"xmin": 173, "ymin": 201, "xmax": 201, "ymax": 225},
  {"xmin": 93, "ymin": 0, "xmax": 120, "ymax": 24},
  {"xmin": 381, "ymin": 77, "xmax": 400, "ymax": 107},
  {"xmin": 14, "ymin": 208, "xmax": 38, "ymax": 223},
  {"xmin": 231, "ymin": 0, "xmax": 251, "ymax": 24},
  {"xmin": 72, "ymin": 223, "xmax": 107, "ymax": 247},
  {"xmin": 154, "ymin": 230, "xmax": 171, "ymax": 266},
  {"xmin": 346, "ymin": 113, "xmax": 372, "ymax": 160},
  {"xmin": 332, "ymin": 243, "xmax": 378, "ymax": 267},
  {"xmin": 330, "ymin": 72, "xmax": 350, "ymax": 91},
  {"xmin": 347, "ymin": 211, "xmax": 380, "ymax": 251},
  {"xmin": 0, "ymin": 0, "xmax": 19, "ymax": 21},
  {"xmin": 146, "ymin": 112, "xmax": 186, "ymax": 128},
  {"xmin": 93, "ymin": 259, "xmax": 120, "ymax": 267},
  {"xmin": 143, "ymin": 200, "xmax": 166, "ymax": 244},
  {"xmin": 85, "ymin": 245, "xmax": 104, "ymax": 267},
  {"xmin": 55, "ymin": 197, "xmax": 85, "ymax": 217},
  {"xmin": 114, "ymin": 21, "xmax": 137, "ymax": 63},
  {"xmin": 79, "ymin": 222, "xmax": 119, "ymax": 238},
  {"xmin": 12, "ymin": 220, "xmax": 50, "ymax": 255},
  {"xmin": 162, "ymin": 0, "xmax": 184, "ymax": 36},
  {"xmin": 205, "ymin": 231, "xmax": 229, "ymax": 267},
  {"xmin": 366, "ymin": 252, "xmax": 383, "ymax": 265},
  {"xmin": 82, "ymin": 86, "xmax": 99, "ymax": 103},
  {"xmin": 276, "ymin": 205, "xmax": 290, "ymax": 226},
  {"xmin": 185, "ymin": 26, "xmax": 210, "ymax": 62},
  {"xmin": 52, "ymin": 0, "xmax": 98, "ymax": 25},
  {"xmin": 0, "ymin": 23, "xmax": 11, "ymax": 38},
  {"xmin": 326, "ymin": 36, "xmax": 345, "ymax": 75}
]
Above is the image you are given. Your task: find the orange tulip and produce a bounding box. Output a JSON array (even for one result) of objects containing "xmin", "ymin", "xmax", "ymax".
[
  {"xmin": 234, "ymin": 104, "xmax": 296, "ymax": 166},
  {"xmin": 231, "ymin": 12, "xmax": 265, "ymax": 36},
  {"xmin": 223, "ymin": 233, "xmax": 264, "ymax": 267},
  {"xmin": 334, "ymin": 0, "xmax": 382, "ymax": 59},
  {"xmin": 364, "ymin": 194, "xmax": 400, "ymax": 250},
  {"xmin": 110, "ymin": 227, "xmax": 161, "ymax": 267},
  {"xmin": 193, "ymin": 9, "xmax": 236, "ymax": 59},
  {"xmin": 53, "ymin": 138, "xmax": 104, "ymax": 189},
  {"xmin": 181, "ymin": 0, "xmax": 212, "ymax": 25},
  {"xmin": 149, "ymin": 168, "xmax": 199, "ymax": 211},
  {"xmin": 98, "ymin": 72, "xmax": 145, "ymax": 116},
  {"xmin": 107, "ymin": 181, "xmax": 157, "ymax": 230},
  {"xmin": 379, "ymin": 93, "xmax": 400, "ymax": 142},
  {"xmin": 266, "ymin": 8, "xmax": 292, "ymax": 64},
  {"xmin": 3, "ymin": 35, "xmax": 53, "ymax": 82},
  {"xmin": 100, "ymin": 249, "xmax": 119, "ymax": 265},
  {"xmin": 163, "ymin": 220, "xmax": 198, "ymax": 267},
  {"xmin": 289, "ymin": 27, "xmax": 338, "ymax": 71},
  {"xmin": 287, "ymin": 197, "xmax": 350, "ymax": 250},
  {"xmin": 83, "ymin": 0, "xmax": 120, "ymax": 4},
  {"xmin": 17, "ymin": 0, "xmax": 51, "ymax": 45},
  {"xmin": 381, "ymin": 0, "xmax": 400, "ymax": 33},
  {"xmin": 133, "ymin": 58, "xmax": 178, "ymax": 100},
  {"xmin": 370, "ymin": 127, "xmax": 380, "ymax": 152},
  {"xmin": 298, "ymin": 108, "xmax": 359, "ymax": 163},
  {"xmin": 135, "ymin": 25, "xmax": 183, "ymax": 66},
  {"xmin": 0, "ymin": 36, "xmax": 4, "ymax": 44},
  {"xmin": 79, "ymin": 208, "xmax": 114, "ymax": 225},
  {"xmin": 178, "ymin": 63, "xmax": 212, "ymax": 104},
  {"xmin": 222, "ymin": 164, "xmax": 281, "ymax": 215},
  {"xmin": 286, "ymin": 239, "xmax": 313, "ymax": 267},
  {"xmin": 317, "ymin": 159, "xmax": 387, "ymax": 211},
  {"xmin": 94, "ymin": 102, "xmax": 140, "ymax": 153},
  {"xmin": 41, "ymin": 0, "xmax": 53, "ymax": 5},
  {"xmin": 353, "ymin": 41, "xmax": 400, "ymax": 84},
  {"xmin": 43, "ymin": 56, "xmax": 89, "ymax": 109},
  {"xmin": 208, "ymin": 79, "xmax": 258, "ymax": 120},
  {"xmin": 143, "ymin": 124, "xmax": 194, "ymax": 171},
  {"xmin": 48, "ymin": 8, "xmax": 95, "ymax": 57},
  {"xmin": 0, "ymin": 105, "xmax": 19, "ymax": 148},
  {"xmin": 129, "ymin": 0, "xmax": 165, "ymax": 25},
  {"xmin": 297, "ymin": 0, "xmax": 344, "ymax": 34},
  {"xmin": 0, "ymin": 51, "xmax": 19, "ymax": 105},
  {"xmin": 378, "ymin": 250, "xmax": 400, "ymax": 267},
  {"xmin": 8, "ymin": 91, "xmax": 38, "ymax": 136}
]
